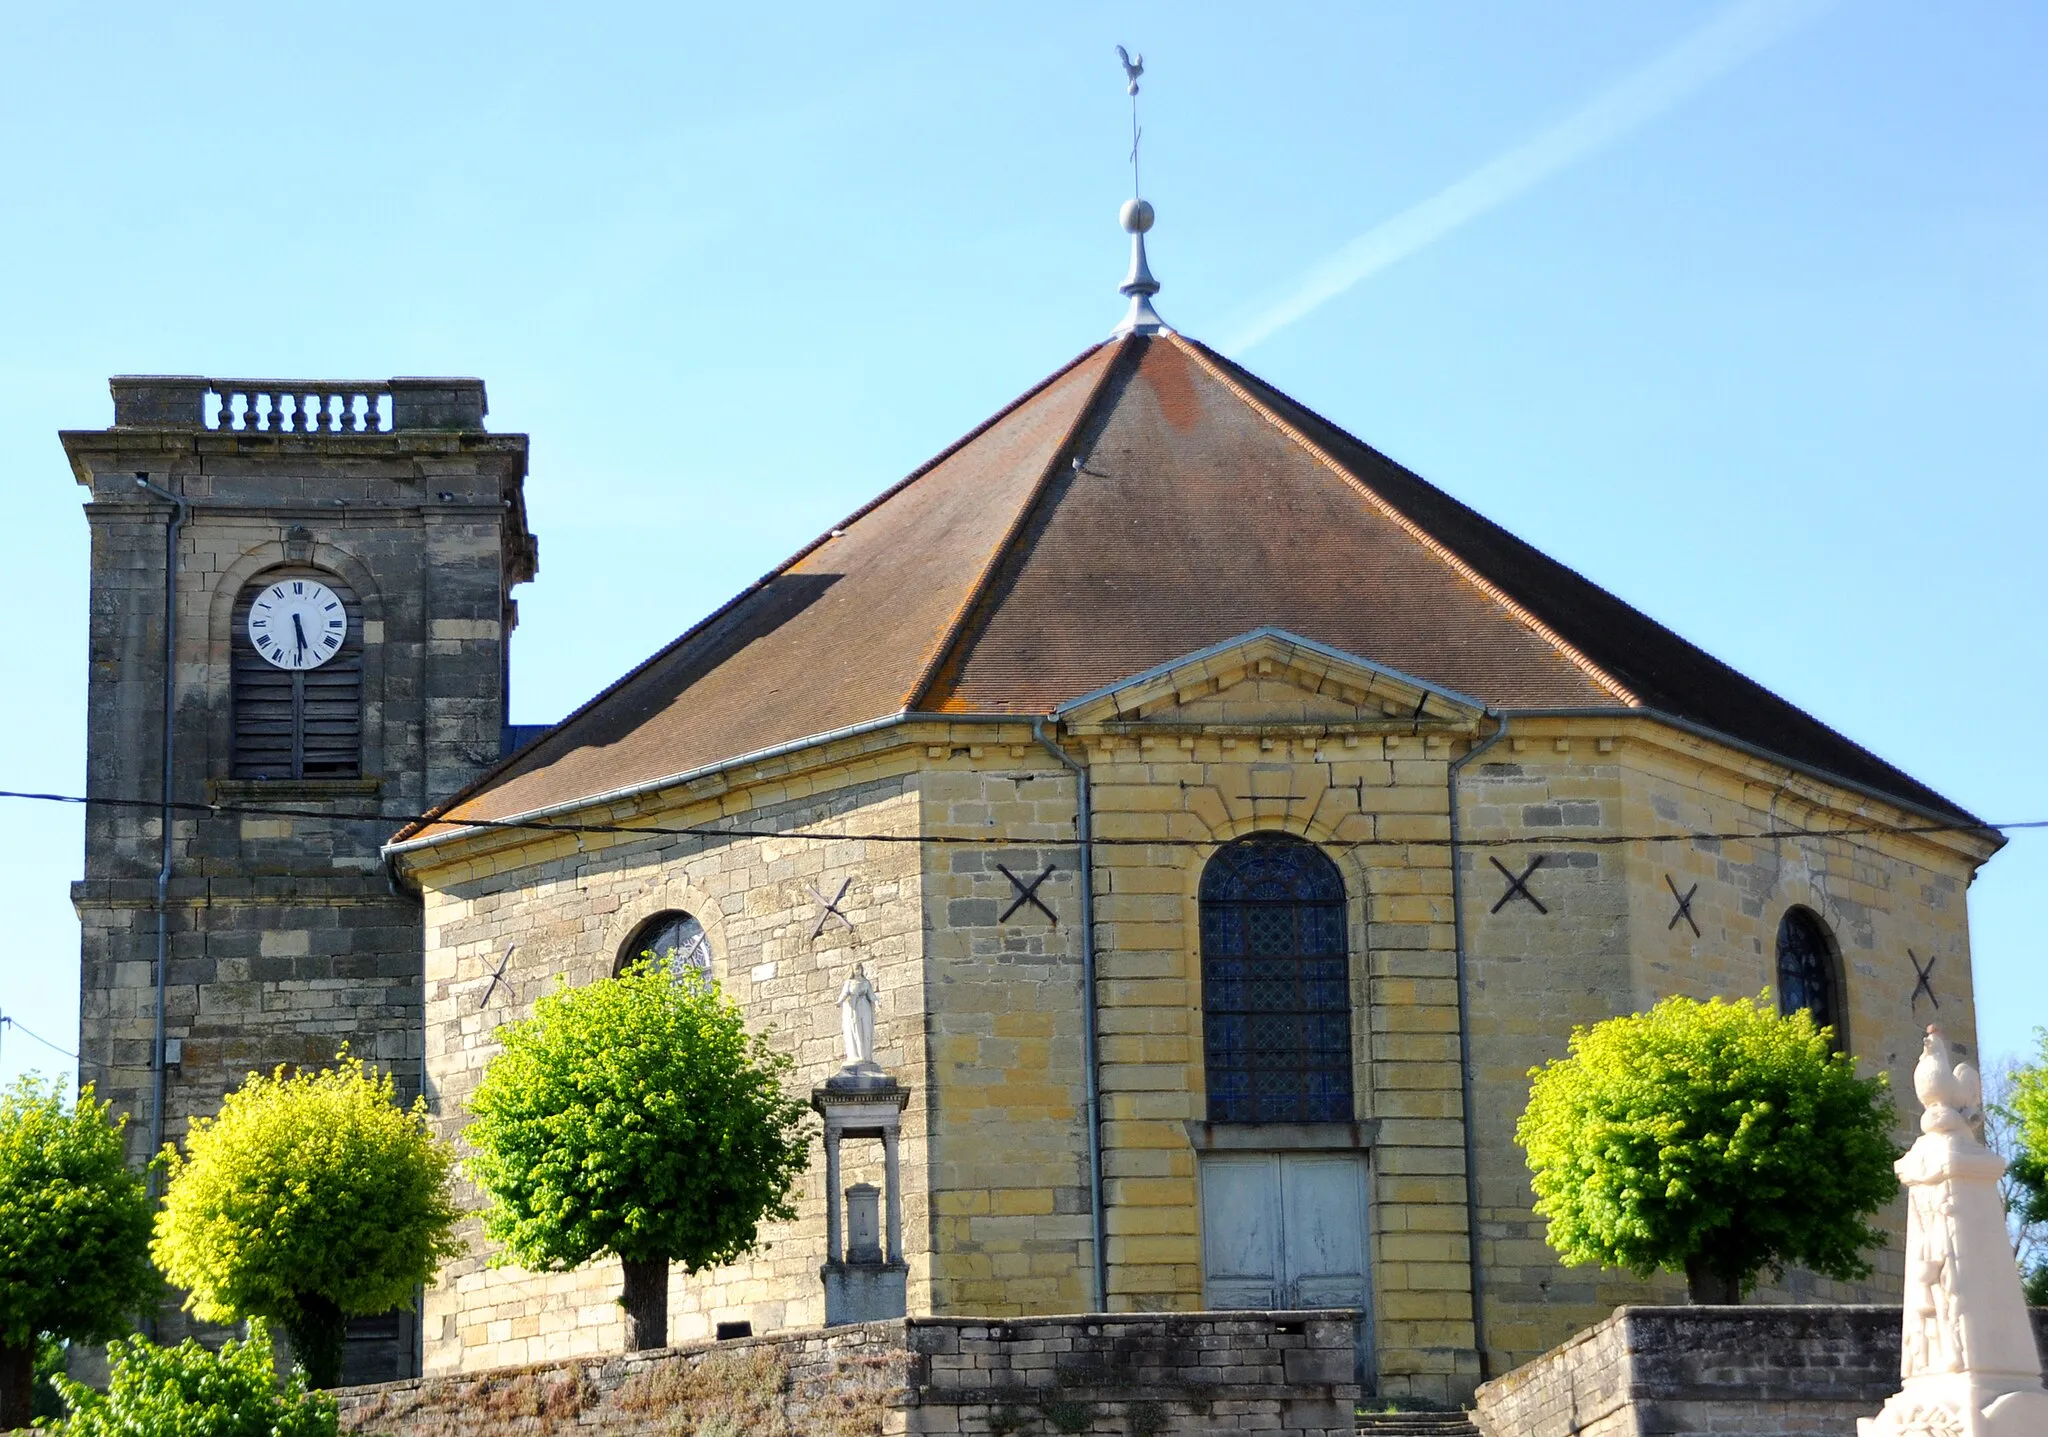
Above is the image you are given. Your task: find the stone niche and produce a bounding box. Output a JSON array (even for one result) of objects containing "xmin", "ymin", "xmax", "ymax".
[{"xmin": 814, "ymin": 1074, "xmax": 910, "ymax": 1327}]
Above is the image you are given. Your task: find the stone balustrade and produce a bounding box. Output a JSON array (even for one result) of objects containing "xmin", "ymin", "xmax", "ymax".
[
  {"xmin": 208, "ymin": 380, "xmax": 393, "ymax": 433},
  {"xmin": 106, "ymin": 376, "xmax": 488, "ymax": 432}
]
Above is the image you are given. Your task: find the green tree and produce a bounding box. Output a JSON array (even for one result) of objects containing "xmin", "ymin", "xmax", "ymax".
[
  {"xmin": 0, "ymin": 1077, "xmax": 156, "ymax": 1430},
  {"xmin": 48, "ymin": 1321, "xmax": 337, "ymax": 1437},
  {"xmin": 1987, "ymin": 1028, "xmax": 2048, "ymax": 1305},
  {"xmin": 465, "ymin": 962, "xmax": 811, "ymax": 1350},
  {"xmin": 151, "ymin": 1054, "xmax": 460, "ymax": 1389},
  {"xmin": 1515, "ymin": 993, "xmax": 1899, "ymax": 1302},
  {"xmin": 33, "ymin": 1337, "xmax": 69, "ymax": 1425}
]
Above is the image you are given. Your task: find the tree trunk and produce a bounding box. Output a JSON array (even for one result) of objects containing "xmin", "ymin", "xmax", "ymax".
[
  {"xmin": 620, "ymin": 1259, "xmax": 669, "ymax": 1351},
  {"xmin": 0, "ymin": 1339, "xmax": 35, "ymax": 1432},
  {"xmin": 284, "ymin": 1295, "xmax": 350, "ymax": 1389},
  {"xmin": 1685, "ymin": 1254, "xmax": 1741, "ymax": 1304}
]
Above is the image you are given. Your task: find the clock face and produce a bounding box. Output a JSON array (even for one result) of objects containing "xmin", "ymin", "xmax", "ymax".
[{"xmin": 247, "ymin": 578, "xmax": 348, "ymax": 670}]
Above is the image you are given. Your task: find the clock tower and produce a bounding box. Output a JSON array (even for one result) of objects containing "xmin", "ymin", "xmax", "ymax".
[{"xmin": 61, "ymin": 377, "xmax": 537, "ymax": 1379}]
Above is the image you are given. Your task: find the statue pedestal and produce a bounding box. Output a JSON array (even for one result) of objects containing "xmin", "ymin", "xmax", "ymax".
[
  {"xmin": 822, "ymin": 1260, "xmax": 909, "ymax": 1326},
  {"xmin": 1861, "ymin": 1029, "xmax": 2048, "ymax": 1437},
  {"xmin": 813, "ymin": 1071, "xmax": 911, "ymax": 1328}
]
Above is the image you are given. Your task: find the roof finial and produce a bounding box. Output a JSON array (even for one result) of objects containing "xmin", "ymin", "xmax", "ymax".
[{"xmin": 1113, "ymin": 45, "xmax": 1168, "ymax": 336}]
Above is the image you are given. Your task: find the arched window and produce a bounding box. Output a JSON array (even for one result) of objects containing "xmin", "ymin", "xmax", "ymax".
[
  {"xmin": 1199, "ymin": 833, "xmax": 1353, "ymax": 1124},
  {"xmin": 232, "ymin": 568, "xmax": 363, "ymax": 779},
  {"xmin": 616, "ymin": 910, "xmax": 712, "ymax": 981},
  {"xmin": 1776, "ymin": 907, "xmax": 1842, "ymax": 1044}
]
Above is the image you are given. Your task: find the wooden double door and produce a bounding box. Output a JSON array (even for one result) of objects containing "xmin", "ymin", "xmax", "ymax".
[{"xmin": 1200, "ymin": 1152, "xmax": 1371, "ymax": 1313}]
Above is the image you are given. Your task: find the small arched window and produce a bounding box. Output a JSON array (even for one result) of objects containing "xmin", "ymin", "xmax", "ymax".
[
  {"xmin": 1199, "ymin": 833, "xmax": 1353, "ymax": 1124},
  {"xmin": 1776, "ymin": 907, "xmax": 1842, "ymax": 1045},
  {"xmin": 616, "ymin": 910, "xmax": 712, "ymax": 982},
  {"xmin": 232, "ymin": 568, "xmax": 363, "ymax": 779}
]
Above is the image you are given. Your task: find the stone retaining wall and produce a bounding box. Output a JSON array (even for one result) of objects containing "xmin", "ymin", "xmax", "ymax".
[
  {"xmin": 335, "ymin": 1311, "xmax": 1362, "ymax": 1437},
  {"xmin": 1471, "ymin": 1305, "xmax": 2048, "ymax": 1437}
]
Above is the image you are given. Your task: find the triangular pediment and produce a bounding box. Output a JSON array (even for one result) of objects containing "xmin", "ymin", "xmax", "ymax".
[{"xmin": 1052, "ymin": 629, "xmax": 1485, "ymax": 731}]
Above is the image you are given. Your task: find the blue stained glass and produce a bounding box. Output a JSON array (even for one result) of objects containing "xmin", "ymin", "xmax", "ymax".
[
  {"xmin": 1200, "ymin": 833, "xmax": 1354, "ymax": 1124},
  {"xmin": 1776, "ymin": 908, "xmax": 1840, "ymax": 1044}
]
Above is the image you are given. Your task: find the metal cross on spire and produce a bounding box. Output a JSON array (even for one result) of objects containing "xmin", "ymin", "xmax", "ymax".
[{"xmin": 1112, "ymin": 43, "xmax": 1168, "ymax": 336}]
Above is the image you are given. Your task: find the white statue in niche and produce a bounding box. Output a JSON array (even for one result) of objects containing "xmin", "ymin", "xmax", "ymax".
[
  {"xmin": 1860, "ymin": 1026, "xmax": 2048, "ymax": 1437},
  {"xmin": 838, "ymin": 962, "xmax": 878, "ymax": 1070}
]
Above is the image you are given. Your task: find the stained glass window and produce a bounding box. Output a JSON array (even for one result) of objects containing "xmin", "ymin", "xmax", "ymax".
[
  {"xmin": 1775, "ymin": 907, "xmax": 1840, "ymax": 1044},
  {"xmin": 1200, "ymin": 834, "xmax": 1354, "ymax": 1124},
  {"xmin": 617, "ymin": 911, "xmax": 712, "ymax": 982}
]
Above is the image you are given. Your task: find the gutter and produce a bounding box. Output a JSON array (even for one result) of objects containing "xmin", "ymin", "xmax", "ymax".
[
  {"xmin": 1446, "ymin": 713, "xmax": 1507, "ymax": 1379},
  {"xmin": 1033, "ymin": 716, "xmax": 1108, "ymax": 1314},
  {"xmin": 135, "ymin": 476, "xmax": 187, "ymax": 1184}
]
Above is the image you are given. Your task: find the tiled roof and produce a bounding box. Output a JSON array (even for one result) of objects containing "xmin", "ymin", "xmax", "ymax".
[{"xmin": 404, "ymin": 332, "xmax": 1972, "ymax": 840}]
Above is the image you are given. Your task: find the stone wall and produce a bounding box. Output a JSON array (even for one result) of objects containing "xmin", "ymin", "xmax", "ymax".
[
  {"xmin": 920, "ymin": 763, "xmax": 1095, "ymax": 1317},
  {"xmin": 418, "ymin": 767, "xmax": 930, "ymax": 1370},
  {"xmin": 336, "ymin": 1312, "xmax": 1362, "ymax": 1437},
  {"xmin": 1458, "ymin": 718, "xmax": 1989, "ymax": 1371},
  {"xmin": 1471, "ymin": 1306, "xmax": 2048, "ymax": 1437},
  {"xmin": 1455, "ymin": 730, "xmax": 1634, "ymax": 1375}
]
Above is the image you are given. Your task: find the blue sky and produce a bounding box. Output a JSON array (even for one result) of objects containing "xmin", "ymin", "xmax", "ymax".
[{"xmin": 1, "ymin": 1, "xmax": 2042, "ymax": 1087}]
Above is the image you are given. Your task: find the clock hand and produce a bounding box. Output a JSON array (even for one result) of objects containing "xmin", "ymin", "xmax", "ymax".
[{"xmin": 292, "ymin": 613, "xmax": 308, "ymax": 661}]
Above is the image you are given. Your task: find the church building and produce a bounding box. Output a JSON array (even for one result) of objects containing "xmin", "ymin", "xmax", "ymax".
[
  {"xmin": 380, "ymin": 209, "xmax": 1997, "ymax": 1401},
  {"xmin": 66, "ymin": 202, "xmax": 1998, "ymax": 1404}
]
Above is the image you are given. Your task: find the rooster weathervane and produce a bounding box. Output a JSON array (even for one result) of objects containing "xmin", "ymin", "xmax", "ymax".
[
  {"xmin": 1116, "ymin": 44, "xmax": 1145, "ymax": 192},
  {"xmin": 1110, "ymin": 44, "xmax": 1166, "ymax": 336}
]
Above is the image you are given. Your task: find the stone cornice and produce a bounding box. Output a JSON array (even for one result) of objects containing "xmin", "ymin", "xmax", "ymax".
[
  {"xmin": 384, "ymin": 714, "xmax": 1036, "ymax": 879},
  {"xmin": 386, "ymin": 703, "xmax": 1998, "ymax": 885},
  {"xmin": 1494, "ymin": 709, "xmax": 2001, "ymax": 870},
  {"xmin": 59, "ymin": 428, "xmax": 529, "ymax": 489}
]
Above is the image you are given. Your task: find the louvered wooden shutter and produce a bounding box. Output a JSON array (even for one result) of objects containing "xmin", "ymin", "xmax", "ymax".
[{"xmin": 232, "ymin": 569, "xmax": 364, "ymax": 780}]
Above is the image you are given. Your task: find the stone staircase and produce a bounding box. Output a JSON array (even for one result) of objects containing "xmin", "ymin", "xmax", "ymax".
[{"xmin": 1356, "ymin": 1410, "xmax": 1481, "ymax": 1437}]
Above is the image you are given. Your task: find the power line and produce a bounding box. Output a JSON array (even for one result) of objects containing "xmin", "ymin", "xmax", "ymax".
[
  {"xmin": 0, "ymin": 1011, "xmax": 93, "ymax": 1068},
  {"xmin": 0, "ymin": 785, "xmax": 2033, "ymax": 853}
]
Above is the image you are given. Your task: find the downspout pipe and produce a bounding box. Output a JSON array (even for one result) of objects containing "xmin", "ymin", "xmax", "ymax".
[
  {"xmin": 1447, "ymin": 713, "xmax": 1507, "ymax": 1381},
  {"xmin": 136, "ymin": 477, "xmax": 186, "ymax": 1186},
  {"xmin": 1033, "ymin": 716, "xmax": 1107, "ymax": 1313}
]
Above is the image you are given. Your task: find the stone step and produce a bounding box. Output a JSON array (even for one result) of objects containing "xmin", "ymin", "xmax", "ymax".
[{"xmin": 1355, "ymin": 1412, "xmax": 1480, "ymax": 1437}]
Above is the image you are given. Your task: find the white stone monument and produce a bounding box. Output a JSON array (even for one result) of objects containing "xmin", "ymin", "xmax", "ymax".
[
  {"xmin": 814, "ymin": 963, "xmax": 908, "ymax": 1326},
  {"xmin": 1860, "ymin": 1025, "xmax": 2048, "ymax": 1437},
  {"xmin": 838, "ymin": 961, "xmax": 881, "ymax": 1079}
]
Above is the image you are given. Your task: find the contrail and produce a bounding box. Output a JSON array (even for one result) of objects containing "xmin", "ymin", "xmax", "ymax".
[{"xmin": 1225, "ymin": 0, "xmax": 1834, "ymax": 354}]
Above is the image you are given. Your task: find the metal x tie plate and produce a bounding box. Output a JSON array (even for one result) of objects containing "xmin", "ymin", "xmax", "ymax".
[
  {"xmin": 997, "ymin": 863, "xmax": 1058, "ymax": 925},
  {"xmin": 1489, "ymin": 855, "xmax": 1547, "ymax": 915},
  {"xmin": 1665, "ymin": 875, "xmax": 1701, "ymax": 937},
  {"xmin": 810, "ymin": 878, "xmax": 855, "ymax": 939},
  {"xmin": 1909, "ymin": 949, "xmax": 1939, "ymax": 1010},
  {"xmin": 478, "ymin": 943, "xmax": 517, "ymax": 1009}
]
